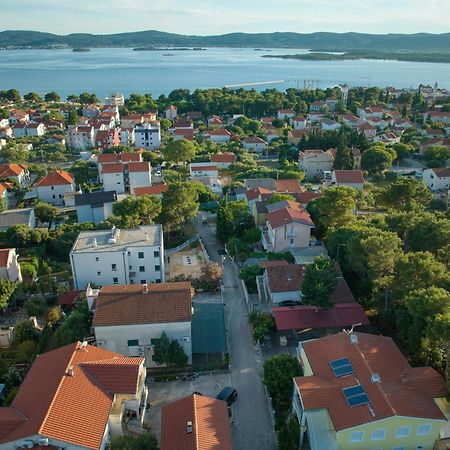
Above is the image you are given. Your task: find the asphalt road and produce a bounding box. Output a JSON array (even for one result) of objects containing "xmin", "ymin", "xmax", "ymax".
[{"xmin": 193, "ymin": 214, "xmax": 277, "ymax": 450}]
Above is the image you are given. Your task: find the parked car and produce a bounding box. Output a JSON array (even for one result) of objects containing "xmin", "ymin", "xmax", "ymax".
[
  {"xmin": 279, "ymin": 300, "xmax": 301, "ymax": 307},
  {"xmin": 216, "ymin": 386, "xmax": 237, "ymax": 405}
]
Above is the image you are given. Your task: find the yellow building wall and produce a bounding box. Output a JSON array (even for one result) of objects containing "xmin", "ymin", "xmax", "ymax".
[{"xmin": 337, "ymin": 415, "xmax": 446, "ymax": 450}]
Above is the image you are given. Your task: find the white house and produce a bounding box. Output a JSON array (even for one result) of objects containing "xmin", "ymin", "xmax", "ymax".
[
  {"xmin": 104, "ymin": 92, "xmax": 125, "ymax": 107},
  {"xmin": 165, "ymin": 105, "xmax": 178, "ymax": 120},
  {"xmin": 331, "ymin": 170, "xmax": 365, "ymax": 190},
  {"xmin": 134, "ymin": 122, "xmax": 161, "ymax": 149},
  {"xmin": 75, "ymin": 191, "xmax": 117, "ymax": 224},
  {"xmin": 206, "ymin": 128, "xmax": 231, "ymax": 143},
  {"xmin": 243, "ymin": 136, "xmax": 268, "ymax": 153},
  {"xmin": 67, "ymin": 125, "xmax": 95, "ymax": 149},
  {"xmin": 262, "ymin": 261, "xmax": 303, "ymax": 305},
  {"xmin": 101, "ymin": 161, "xmax": 152, "ymax": 195},
  {"xmin": 0, "ymin": 164, "xmax": 30, "ymax": 187},
  {"xmin": 0, "ymin": 341, "xmax": 147, "ymax": 450},
  {"xmin": 11, "ymin": 123, "xmax": 27, "ymax": 138},
  {"xmin": 262, "ymin": 202, "xmax": 315, "ymax": 253},
  {"xmin": 26, "ymin": 123, "xmax": 46, "ymax": 137},
  {"xmin": 321, "ymin": 119, "xmax": 342, "ymax": 131},
  {"xmin": 0, "ymin": 208, "xmax": 36, "ymax": 231},
  {"xmin": 34, "ymin": 170, "xmax": 76, "ymax": 205},
  {"xmin": 309, "ymin": 101, "xmax": 326, "ymax": 112},
  {"xmin": 70, "ymin": 225, "xmax": 165, "ymax": 289},
  {"xmin": 92, "ymin": 282, "xmax": 193, "ymax": 368},
  {"xmin": 190, "ymin": 162, "xmax": 219, "ymax": 184},
  {"xmin": 0, "ymin": 248, "xmax": 22, "ymax": 282},
  {"xmin": 423, "ymin": 167, "xmax": 450, "ymax": 191},
  {"xmin": 118, "ymin": 127, "xmax": 135, "ymax": 145},
  {"xmin": 298, "ymin": 149, "xmax": 334, "ymax": 179},
  {"xmin": 426, "ymin": 111, "xmax": 450, "ymax": 124},
  {"xmin": 210, "ymin": 152, "xmax": 237, "ymax": 169},
  {"xmin": 292, "ymin": 116, "xmax": 307, "ymax": 130},
  {"xmin": 277, "ymin": 109, "xmax": 296, "ymax": 120}
]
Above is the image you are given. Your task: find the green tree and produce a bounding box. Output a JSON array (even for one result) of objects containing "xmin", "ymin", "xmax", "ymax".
[
  {"xmin": 160, "ymin": 182, "xmax": 199, "ymax": 233},
  {"xmin": 424, "ymin": 145, "xmax": 450, "ymax": 167},
  {"xmin": 307, "ymin": 186, "xmax": 357, "ymax": 237},
  {"xmin": 6, "ymin": 89, "xmax": 21, "ymax": 103},
  {"xmin": 392, "ymin": 143, "xmax": 414, "ymax": 160},
  {"xmin": 0, "ymin": 142, "xmax": 29, "ymax": 163},
  {"xmin": 25, "ymin": 295, "xmax": 47, "ymax": 317},
  {"xmin": 216, "ymin": 202, "xmax": 235, "ymax": 242},
  {"xmin": 44, "ymin": 91, "xmax": 61, "ymax": 102},
  {"xmin": 16, "ymin": 340, "xmax": 37, "ymax": 364},
  {"xmin": 0, "ymin": 280, "xmax": 17, "ymax": 311},
  {"xmin": 239, "ymin": 265, "xmax": 263, "ymax": 293},
  {"xmin": 153, "ymin": 331, "xmax": 171, "ymax": 366},
  {"xmin": 67, "ymin": 109, "xmax": 79, "ymax": 125},
  {"xmin": 168, "ymin": 340, "xmax": 188, "ymax": 367},
  {"xmin": 361, "ymin": 144, "xmax": 396, "ymax": 174},
  {"xmin": 376, "ymin": 178, "xmax": 433, "ymax": 211},
  {"xmin": 13, "ymin": 320, "xmax": 36, "ymax": 344},
  {"xmin": 267, "ymin": 193, "xmax": 294, "ymax": 204},
  {"xmin": 113, "ymin": 195, "xmax": 162, "ymax": 228},
  {"xmin": 162, "ymin": 139, "xmax": 196, "ymax": 163},
  {"xmin": 79, "ymin": 92, "xmax": 99, "ymax": 104},
  {"xmin": 301, "ymin": 256, "xmax": 338, "ymax": 309},
  {"xmin": 107, "ymin": 432, "xmax": 158, "ymax": 450},
  {"xmin": 333, "ymin": 133, "xmax": 353, "ymax": 169},
  {"xmin": 69, "ymin": 160, "xmax": 97, "ymax": 187},
  {"xmin": 263, "ymin": 354, "xmax": 301, "ymax": 420},
  {"xmin": 34, "ymin": 202, "xmax": 60, "ymax": 223},
  {"xmin": 23, "ymin": 92, "xmax": 42, "ymax": 103}
]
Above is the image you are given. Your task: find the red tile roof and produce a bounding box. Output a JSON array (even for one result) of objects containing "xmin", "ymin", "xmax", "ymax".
[
  {"xmin": 161, "ymin": 394, "xmax": 232, "ymax": 450},
  {"xmin": 243, "ymin": 136, "xmax": 267, "ymax": 144},
  {"xmin": 274, "ymin": 303, "xmax": 368, "ymax": 330},
  {"xmin": 190, "ymin": 165, "xmax": 218, "ymax": 172},
  {"xmin": 433, "ymin": 167, "xmax": 450, "ymax": 177},
  {"xmin": 245, "ymin": 187, "xmax": 272, "ymax": 201},
  {"xmin": 35, "ymin": 170, "xmax": 74, "ymax": 187},
  {"xmin": 101, "ymin": 161, "xmax": 150, "ymax": 174},
  {"xmin": 208, "ymin": 129, "xmax": 231, "ymax": 136},
  {"xmin": 267, "ymin": 206, "xmax": 314, "ymax": 229},
  {"xmin": 133, "ymin": 184, "xmax": 169, "ymax": 196},
  {"xmin": 295, "ymin": 332, "xmax": 448, "ymax": 431},
  {"xmin": 0, "ymin": 342, "xmax": 143, "ymax": 449},
  {"xmin": 58, "ymin": 290, "xmax": 82, "ymax": 306},
  {"xmin": 333, "ymin": 170, "xmax": 365, "ymax": 184},
  {"xmin": 274, "ymin": 179, "xmax": 303, "ymax": 194},
  {"xmin": 97, "ymin": 152, "xmax": 142, "ymax": 164},
  {"xmin": 210, "ymin": 153, "xmax": 236, "ymax": 164},
  {"xmin": 296, "ymin": 192, "xmax": 323, "ymax": 204},
  {"xmin": 266, "ymin": 263, "xmax": 305, "ymax": 292},
  {"xmin": 93, "ymin": 282, "xmax": 193, "ymax": 327},
  {"xmin": 259, "ymin": 259, "xmax": 290, "ymax": 269}
]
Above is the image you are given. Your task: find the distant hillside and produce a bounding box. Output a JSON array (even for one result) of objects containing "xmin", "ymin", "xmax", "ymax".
[{"xmin": 1, "ymin": 30, "xmax": 450, "ymax": 52}]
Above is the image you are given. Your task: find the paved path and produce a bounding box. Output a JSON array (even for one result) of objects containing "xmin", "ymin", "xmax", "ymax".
[{"xmin": 193, "ymin": 214, "xmax": 277, "ymax": 450}]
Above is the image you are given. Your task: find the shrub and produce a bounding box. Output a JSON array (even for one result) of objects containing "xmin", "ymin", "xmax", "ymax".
[{"xmin": 25, "ymin": 295, "xmax": 47, "ymax": 317}]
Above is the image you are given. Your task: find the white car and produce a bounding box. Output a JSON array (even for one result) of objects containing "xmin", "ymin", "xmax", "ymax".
[{"xmin": 155, "ymin": 170, "xmax": 162, "ymax": 177}]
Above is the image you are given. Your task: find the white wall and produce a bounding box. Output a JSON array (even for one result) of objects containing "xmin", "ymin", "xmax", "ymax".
[
  {"xmin": 36, "ymin": 183, "xmax": 75, "ymax": 205},
  {"xmin": 423, "ymin": 169, "xmax": 450, "ymax": 191},
  {"xmin": 95, "ymin": 321, "xmax": 192, "ymax": 367}
]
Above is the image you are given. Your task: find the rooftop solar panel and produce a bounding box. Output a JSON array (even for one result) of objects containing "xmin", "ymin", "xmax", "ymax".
[
  {"xmin": 343, "ymin": 384, "xmax": 370, "ymax": 407},
  {"xmin": 330, "ymin": 357, "xmax": 354, "ymax": 377}
]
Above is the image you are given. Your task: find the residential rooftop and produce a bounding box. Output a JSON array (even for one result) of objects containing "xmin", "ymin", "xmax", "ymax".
[{"xmin": 70, "ymin": 225, "xmax": 162, "ymax": 253}]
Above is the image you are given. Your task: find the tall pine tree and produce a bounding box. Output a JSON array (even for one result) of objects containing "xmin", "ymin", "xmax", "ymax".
[{"xmin": 333, "ymin": 132, "xmax": 353, "ymax": 169}]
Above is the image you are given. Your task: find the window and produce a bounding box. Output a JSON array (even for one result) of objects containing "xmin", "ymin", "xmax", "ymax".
[
  {"xmin": 139, "ymin": 266, "xmax": 145, "ymax": 272},
  {"xmin": 349, "ymin": 431, "xmax": 364, "ymax": 443},
  {"xmin": 138, "ymin": 251, "xmax": 144, "ymax": 259},
  {"xmin": 97, "ymin": 271, "xmax": 101, "ymax": 276},
  {"xmin": 129, "ymin": 265, "xmax": 132, "ymax": 270},
  {"xmin": 155, "ymin": 279, "xmax": 161, "ymax": 283},
  {"xmin": 51, "ymin": 186, "xmax": 54, "ymax": 190},
  {"xmin": 395, "ymin": 426, "xmax": 411, "ymax": 438},
  {"xmin": 113, "ymin": 277, "xmax": 118, "ymax": 284},
  {"xmin": 154, "ymin": 265, "xmax": 160, "ymax": 271},
  {"xmin": 154, "ymin": 251, "xmax": 160, "ymax": 258},
  {"xmin": 416, "ymin": 424, "xmax": 432, "ymax": 436},
  {"xmin": 52, "ymin": 195, "xmax": 56, "ymax": 199},
  {"xmin": 140, "ymin": 280, "xmax": 146, "ymax": 284},
  {"xmin": 150, "ymin": 338, "xmax": 160, "ymax": 345},
  {"xmin": 111, "ymin": 264, "xmax": 117, "ymax": 271},
  {"xmin": 95, "ymin": 257, "xmax": 99, "ymax": 262},
  {"xmin": 290, "ymin": 239, "xmax": 294, "ymax": 245},
  {"xmin": 371, "ymin": 429, "xmax": 386, "ymax": 441},
  {"xmin": 127, "ymin": 339, "xmax": 139, "ymax": 347}
]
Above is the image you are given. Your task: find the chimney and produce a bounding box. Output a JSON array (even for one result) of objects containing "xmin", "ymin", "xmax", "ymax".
[
  {"xmin": 186, "ymin": 421, "xmax": 193, "ymax": 434},
  {"xmin": 66, "ymin": 365, "xmax": 75, "ymax": 377},
  {"xmin": 350, "ymin": 334, "xmax": 358, "ymax": 344}
]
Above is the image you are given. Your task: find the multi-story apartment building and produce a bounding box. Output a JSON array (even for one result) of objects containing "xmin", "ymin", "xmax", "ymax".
[
  {"xmin": 134, "ymin": 122, "xmax": 161, "ymax": 149},
  {"xmin": 101, "ymin": 161, "xmax": 152, "ymax": 194},
  {"xmin": 67, "ymin": 125, "xmax": 95, "ymax": 149},
  {"xmin": 70, "ymin": 225, "xmax": 165, "ymax": 289}
]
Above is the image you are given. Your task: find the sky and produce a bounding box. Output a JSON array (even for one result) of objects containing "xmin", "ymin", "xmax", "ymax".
[{"xmin": 2, "ymin": 0, "xmax": 450, "ymax": 35}]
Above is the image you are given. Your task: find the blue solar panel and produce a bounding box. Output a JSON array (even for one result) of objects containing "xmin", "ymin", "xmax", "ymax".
[
  {"xmin": 330, "ymin": 357, "xmax": 354, "ymax": 377},
  {"xmin": 343, "ymin": 385, "xmax": 370, "ymax": 407}
]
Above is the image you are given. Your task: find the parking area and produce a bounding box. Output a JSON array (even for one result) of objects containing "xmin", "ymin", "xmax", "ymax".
[{"xmin": 145, "ymin": 372, "xmax": 232, "ymax": 445}]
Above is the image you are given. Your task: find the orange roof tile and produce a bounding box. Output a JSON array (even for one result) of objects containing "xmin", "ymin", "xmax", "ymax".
[
  {"xmin": 93, "ymin": 282, "xmax": 193, "ymax": 327},
  {"xmin": 35, "ymin": 170, "xmax": 74, "ymax": 187},
  {"xmin": 133, "ymin": 184, "xmax": 169, "ymax": 196},
  {"xmin": 267, "ymin": 206, "xmax": 314, "ymax": 229},
  {"xmin": 210, "ymin": 153, "xmax": 236, "ymax": 163},
  {"xmin": 0, "ymin": 163, "xmax": 27, "ymax": 178},
  {"xmin": 0, "ymin": 249, "xmax": 13, "ymax": 268},
  {"xmin": 295, "ymin": 332, "xmax": 448, "ymax": 431},
  {"xmin": 97, "ymin": 152, "xmax": 142, "ymax": 164},
  {"xmin": 274, "ymin": 179, "xmax": 303, "ymax": 194},
  {"xmin": 333, "ymin": 170, "xmax": 365, "ymax": 184},
  {"xmin": 162, "ymin": 394, "xmax": 232, "ymax": 450},
  {"xmin": 0, "ymin": 342, "xmax": 143, "ymax": 449}
]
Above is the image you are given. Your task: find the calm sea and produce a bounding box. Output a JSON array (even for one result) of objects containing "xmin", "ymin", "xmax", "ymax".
[{"xmin": 0, "ymin": 47, "xmax": 449, "ymax": 98}]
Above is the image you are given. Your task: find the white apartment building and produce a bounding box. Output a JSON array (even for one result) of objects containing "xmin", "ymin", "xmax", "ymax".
[
  {"xmin": 70, "ymin": 225, "xmax": 165, "ymax": 289},
  {"xmin": 34, "ymin": 170, "xmax": 76, "ymax": 205},
  {"xmin": 102, "ymin": 161, "xmax": 152, "ymax": 194},
  {"xmin": 0, "ymin": 248, "xmax": 22, "ymax": 282},
  {"xmin": 67, "ymin": 125, "xmax": 95, "ymax": 149},
  {"xmin": 134, "ymin": 123, "xmax": 161, "ymax": 149},
  {"xmin": 298, "ymin": 149, "xmax": 334, "ymax": 179},
  {"xmin": 91, "ymin": 282, "xmax": 193, "ymax": 368}
]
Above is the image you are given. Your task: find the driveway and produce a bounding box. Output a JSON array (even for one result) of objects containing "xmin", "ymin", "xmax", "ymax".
[{"xmin": 193, "ymin": 214, "xmax": 277, "ymax": 450}]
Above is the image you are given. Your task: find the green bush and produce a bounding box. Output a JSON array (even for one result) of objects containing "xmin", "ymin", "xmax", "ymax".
[
  {"xmin": 239, "ymin": 264, "xmax": 263, "ymax": 293},
  {"xmin": 25, "ymin": 295, "xmax": 47, "ymax": 317}
]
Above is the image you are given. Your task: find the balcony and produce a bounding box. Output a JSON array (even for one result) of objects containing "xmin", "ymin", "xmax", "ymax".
[{"xmin": 261, "ymin": 230, "xmax": 274, "ymax": 251}]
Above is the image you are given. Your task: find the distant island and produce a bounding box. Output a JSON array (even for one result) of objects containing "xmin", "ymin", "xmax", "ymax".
[
  {"xmin": 133, "ymin": 47, "xmax": 206, "ymax": 51},
  {"xmin": 72, "ymin": 47, "xmax": 90, "ymax": 52},
  {"xmin": 1, "ymin": 29, "xmax": 450, "ymax": 53},
  {"xmin": 262, "ymin": 51, "xmax": 450, "ymax": 64}
]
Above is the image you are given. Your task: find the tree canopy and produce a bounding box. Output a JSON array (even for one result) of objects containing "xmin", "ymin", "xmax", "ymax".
[
  {"xmin": 113, "ymin": 195, "xmax": 162, "ymax": 228},
  {"xmin": 162, "ymin": 139, "xmax": 196, "ymax": 163}
]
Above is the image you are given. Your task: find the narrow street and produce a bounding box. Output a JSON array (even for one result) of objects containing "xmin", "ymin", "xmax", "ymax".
[{"xmin": 193, "ymin": 214, "xmax": 277, "ymax": 450}]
